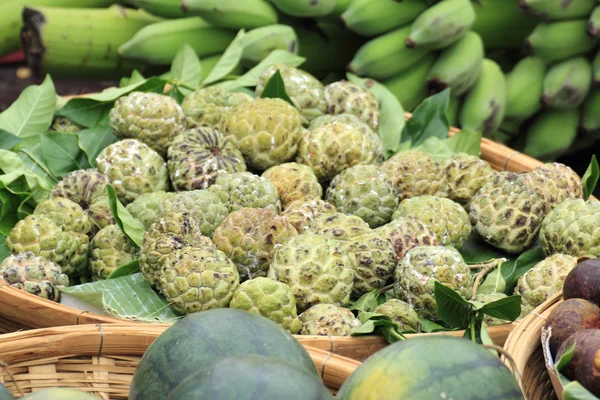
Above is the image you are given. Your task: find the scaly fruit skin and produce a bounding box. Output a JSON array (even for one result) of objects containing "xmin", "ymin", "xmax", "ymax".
[
  {"xmin": 181, "ymin": 86, "xmax": 253, "ymax": 131},
  {"xmin": 224, "ymin": 98, "xmax": 304, "ymax": 171},
  {"xmin": 240, "ymin": 25, "xmax": 298, "ymax": 67},
  {"xmin": 472, "ymin": 293, "xmax": 511, "ymax": 326},
  {"xmin": 51, "ymin": 116, "xmax": 82, "ymax": 133},
  {"xmin": 589, "ymin": 6, "xmax": 600, "ymax": 38},
  {"xmin": 308, "ymin": 113, "xmax": 375, "ymax": 132},
  {"xmin": 459, "ymin": 58, "xmax": 506, "ymax": 135},
  {"xmin": 522, "ymin": 108, "xmax": 580, "ymax": 162},
  {"xmin": 126, "ymin": 191, "xmax": 175, "ymax": 229},
  {"xmin": 381, "ymin": 150, "xmax": 448, "ymax": 203},
  {"xmin": 382, "ymin": 54, "xmax": 437, "ymax": 112},
  {"xmin": 89, "ymin": 225, "xmax": 138, "ymax": 281},
  {"xmin": 229, "ymin": 277, "xmax": 301, "ymax": 333},
  {"xmin": 261, "ymin": 162, "xmax": 322, "ymax": 207},
  {"xmin": 140, "ymin": 212, "xmax": 213, "ymax": 288},
  {"xmin": 182, "ymin": 0, "xmax": 278, "ymax": 29},
  {"xmin": 268, "ymin": 232, "xmax": 356, "ymax": 311},
  {"xmin": 517, "ymin": 163, "xmax": 582, "ymax": 214},
  {"xmin": 167, "ymin": 127, "xmax": 247, "ymax": 191},
  {"xmin": 96, "ymin": 139, "xmax": 169, "ymax": 205},
  {"xmin": 520, "ymin": 0, "xmax": 596, "ymax": 21},
  {"xmin": 541, "ymin": 56, "xmax": 592, "ymax": 109},
  {"xmin": 326, "ymin": 165, "xmax": 398, "ymax": 228},
  {"xmin": 296, "ymin": 121, "xmax": 383, "ymax": 182},
  {"xmin": 299, "ymin": 304, "xmax": 360, "ymax": 336},
  {"xmin": 393, "ymin": 195, "xmax": 471, "ymax": 249},
  {"xmin": 341, "ymin": 0, "xmax": 428, "ymax": 37},
  {"xmin": 394, "ymin": 246, "xmax": 473, "ymax": 321},
  {"xmin": 348, "ymin": 26, "xmax": 431, "ymax": 81},
  {"xmin": 426, "ymin": 31, "xmax": 484, "ymax": 96},
  {"xmin": 540, "ymin": 199, "xmax": 600, "ymax": 258},
  {"xmin": 255, "ymin": 64, "xmax": 326, "ymax": 122},
  {"xmin": 514, "ymin": 254, "xmax": 578, "ymax": 318},
  {"xmin": 505, "ymin": 57, "xmax": 547, "ymax": 121},
  {"xmin": 159, "ymin": 190, "xmax": 229, "ymax": 238},
  {"xmin": 160, "ymin": 245, "xmax": 240, "ymax": 315},
  {"xmin": 526, "ymin": 20, "xmax": 596, "ymax": 62},
  {"xmin": 308, "ymin": 212, "xmax": 372, "ymax": 242},
  {"xmin": 109, "ymin": 92, "xmax": 185, "ymax": 157},
  {"xmin": 406, "ymin": 0, "xmax": 476, "ymax": 50},
  {"xmin": 323, "ymin": 81, "xmax": 380, "ymax": 131},
  {"xmin": 269, "ymin": 0, "xmax": 336, "ymax": 17},
  {"xmin": 375, "ymin": 216, "xmax": 439, "ymax": 262},
  {"xmin": 213, "ymin": 208, "xmax": 298, "ymax": 281},
  {"xmin": 469, "ymin": 172, "xmax": 545, "ymax": 254},
  {"xmin": 0, "ymin": 252, "xmax": 69, "ymax": 302},
  {"xmin": 374, "ymin": 299, "xmax": 419, "ymax": 332},
  {"xmin": 34, "ymin": 197, "xmax": 91, "ymax": 235},
  {"xmin": 209, "ymin": 171, "xmax": 281, "ymax": 212},
  {"xmin": 441, "ymin": 153, "xmax": 495, "ymax": 206},
  {"xmin": 281, "ymin": 199, "xmax": 337, "ymax": 233}
]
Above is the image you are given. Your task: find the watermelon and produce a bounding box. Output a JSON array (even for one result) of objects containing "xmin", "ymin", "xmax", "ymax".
[
  {"xmin": 130, "ymin": 308, "xmax": 318, "ymax": 399},
  {"xmin": 21, "ymin": 388, "xmax": 95, "ymax": 399},
  {"xmin": 167, "ymin": 355, "xmax": 333, "ymax": 400},
  {"xmin": 337, "ymin": 336, "xmax": 524, "ymax": 400},
  {"xmin": 0, "ymin": 384, "xmax": 14, "ymax": 400}
]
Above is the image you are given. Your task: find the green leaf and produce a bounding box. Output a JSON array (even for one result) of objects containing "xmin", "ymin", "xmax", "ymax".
[
  {"xmin": 0, "ymin": 176, "xmax": 33, "ymax": 235},
  {"xmin": 582, "ymin": 155, "xmax": 599, "ymax": 200},
  {"xmin": 202, "ymin": 30, "xmax": 246, "ymax": 85},
  {"xmin": 434, "ymin": 281, "xmax": 474, "ymax": 328},
  {"xmin": 479, "ymin": 320, "xmax": 497, "ymax": 354},
  {"xmin": 446, "ymin": 129, "xmax": 482, "ymax": 157},
  {"xmin": 0, "ymin": 149, "xmax": 53, "ymax": 203},
  {"xmin": 0, "ymin": 234, "xmax": 9, "ymax": 262},
  {"xmin": 351, "ymin": 312, "xmax": 406, "ymax": 344},
  {"xmin": 418, "ymin": 317, "xmax": 448, "ymax": 333},
  {"xmin": 460, "ymin": 233, "xmax": 508, "ymax": 264},
  {"xmin": 259, "ymin": 70, "xmax": 294, "ymax": 106},
  {"xmin": 401, "ymin": 88, "xmax": 450, "ymax": 147},
  {"xmin": 40, "ymin": 133, "xmax": 90, "ymax": 178},
  {"xmin": 556, "ymin": 341, "xmax": 576, "ymax": 372},
  {"xmin": 412, "ymin": 137, "xmax": 455, "ymax": 162},
  {"xmin": 168, "ymin": 86, "xmax": 187, "ymax": 104},
  {"xmin": 127, "ymin": 70, "xmax": 146, "ymax": 87},
  {"xmin": 106, "ymin": 185, "xmax": 145, "ymax": 247},
  {"xmin": 346, "ymin": 73, "xmax": 406, "ymax": 159},
  {"xmin": 479, "ymin": 295, "xmax": 521, "ymax": 321},
  {"xmin": 107, "ymin": 259, "xmax": 140, "ymax": 280},
  {"xmin": 502, "ymin": 242, "xmax": 545, "ymax": 293},
  {"xmin": 78, "ymin": 126, "xmax": 118, "ymax": 168},
  {"xmin": 349, "ymin": 289, "xmax": 388, "ymax": 312},
  {"xmin": 0, "ymin": 75, "xmax": 56, "ymax": 138},
  {"xmin": 0, "ymin": 129, "xmax": 22, "ymax": 150},
  {"xmin": 477, "ymin": 268, "xmax": 507, "ymax": 295},
  {"xmin": 170, "ymin": 43, "xmax": 202, "ymax": 90},
  {"xmin": 562, "ymin": 379, "xmax": 599, "ymax": 400}
]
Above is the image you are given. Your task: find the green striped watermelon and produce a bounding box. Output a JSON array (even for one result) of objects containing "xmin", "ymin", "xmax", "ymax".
[{"xmin": 337, "ymin": 336, "xmax": 524, "ymax": 400}]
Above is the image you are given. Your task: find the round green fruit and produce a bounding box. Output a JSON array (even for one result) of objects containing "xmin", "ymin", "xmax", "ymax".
[
  {"xmin": 0, "ymin": 384, "xmax": 14, "ymax": 400},
  {"xmin": 21, "ymin": 388, "xmax": 95, "ymax": 399}
]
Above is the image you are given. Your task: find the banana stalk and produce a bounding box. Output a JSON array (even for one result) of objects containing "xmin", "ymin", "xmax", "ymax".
[{"xmin": 20, "ymin": 4, "xmax": 162, "ymax": 78}]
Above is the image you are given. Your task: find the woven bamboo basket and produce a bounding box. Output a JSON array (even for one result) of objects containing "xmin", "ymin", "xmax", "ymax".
[{"xmin": 0, "ymin": 324, "xmax": 361, "ymax": 398}]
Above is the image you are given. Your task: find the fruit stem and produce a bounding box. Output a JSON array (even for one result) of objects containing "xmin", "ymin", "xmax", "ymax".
[
  {"xmin": 378, "ymin": 283, "xmax": 394, "ymax": 294},
  {"xmin": 469, "ymin": 258, "xmax": 507, "ymax": 300}
]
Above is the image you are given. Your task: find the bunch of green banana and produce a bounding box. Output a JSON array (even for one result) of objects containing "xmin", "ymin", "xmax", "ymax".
[
  {"xmin": 519, "ymin": 0, "xmax": 596, "ymax": 20},
  {"xmin": 181, "ymin": 0, "xmax": 278, "ymax": 30},
  {"xmin": 541, "ymin": 56, "xmax": 592, "ymax": 109},
  {"xmin": 525, "ymin": 20, "xmax": 596, "ymax": 62},
  {"xmin": 504, "ymin": 57, "xmax": 547, "ymax": 121},
  {"xmin": 341, "ymin": 0, "xmax": 428, "ymax": 37}
]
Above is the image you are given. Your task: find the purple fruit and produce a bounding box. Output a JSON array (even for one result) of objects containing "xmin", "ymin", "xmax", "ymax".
[
  {"xmin": 563, "ymin": 258, "xmax": 600, "ymax": 306},
  {"xmin": 545, "ymin": 298, "xmax": 600, "ymax": 357}
]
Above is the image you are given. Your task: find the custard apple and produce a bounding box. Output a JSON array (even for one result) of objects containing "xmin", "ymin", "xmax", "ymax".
[
  {"xmin": 89, "ymin": 225, "xmax": 138, "ymax": 281},
  {"xmin": 212, "ymin": 208, "xmax": 298, "ymax": 281},
  {"xmin": 381, "ymin": 150, "xmax": 448, "ymax": 202},
  {"xmin": 469, "ymin": 172, "xmax": 545, "ymax": 254},
  {"xmin": 160, "ymin": 245, "xmax": 240, "ymax": 315},
  {"xmin": 255, "ymin": 64, "xmax": 326, "ymax": 122},
  {"xmin": 442, "ymin": 152, "xmax": 495, "ymax": 206},
  {"xmin": 392, "ymin": 195, "xmax": 471, "ymax": 249},
  {"xmin": 281, "ymin": 199, "xmax": 337, "ymax": 233},
  {"xmin": 261, "ymin": 162, "xmax": 322, "ymax": 207},
  {"xmin": 126, "ymin": 191, "xmax": 175, "ymax": 229},
  {"xmin": 159, "ymin": 190, "xmax": 229, "ymax": 237},
  {"xmin": 326, "ymin": 164, "xmax": 398, "ymax": 228},
  {"xmin": 308, "ymin": 212, "xmax": 372, "ymax": 242},
  {"xmin": 374, "ymin": 299, "xmax": 420, "ymax": 332},
  {"xmin": 296, "ymin": 121, "xmax": 383, "ymax": 182},
  {"xmin": 34, "ymin": 197, "xmax": 91, "ymax": 235},
  {"xmin": 514, "ymin": 254, "xmax": 578, "ymax": 318},
  {"xmin": 393, "ymin": 246, "xmax": 473, "ymax": 320},
  {"xmin": 167, "ymin": 127, "xmax": 247, "ymax": 191},
  {"xmin": 209, "ymin": 172, "xmax": 281, "ymax": 212},
  {"xmin": 268, "ymin": 232, "xmax": 356, "ymax": 311},
  {"xmin": 51, "ymin": 116, "xmax": 83, "ymax": 133},
  {"xmin": 109, "ymin": 91, "xmax": 185, "ymax": 156},
  {"xmin": 96, "ymin": 139, "xmax": 169, "ymax": 204},
  {"xmin": 540, "ymin": 198, "xmax": 600, "ymax": 258},
  {"xmin": 0, "ymin": 252, "xmax": 69, "ymax": 302},
  {"xmin": 472, "ymin": 292, "xmax": 511, "ymax": 326},
  {"xmin": 308, "ymin": 113, "xmax": 373, "ymax": 131},
  {"xmin": 299, "ymin": 304, "xmax": 361, "ymax": 336},
  {"xmin": 224, "ymin": 98, "xmax": 304, "ymax": 171},
  {"xmin": 181, "ymin": 86, "xmax": 253, "ymax": 131},
  {"xmin": 229, "ymin": 277, "xmax": 301, "ymax": 333},
  {"xmin": 517, "ymin": 163, "xmax": 582, "ymax": 214},
  {"xmin": 324, "ymin": 81, "xmax": 380, "ymax": 131},
  {"xmin": 375, "ymin": 216, "xmax": 439, "ymax": 262}
]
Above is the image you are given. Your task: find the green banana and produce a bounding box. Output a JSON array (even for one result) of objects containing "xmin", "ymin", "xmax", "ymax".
[
  {"xmin": 331, "ymin": 0, "xmax": 352, "ymax": 17},
  {"xmin": 445, "ymin": 96, "xmax": 461, "ymax": 127},
  {"xmin": 582, "ymin": 89, "xmax": 600, "ymax": 133},
  {"xmin": 588, "ymin": 5, "xmax": 600, "ymax": 39},
  {"xmin": 118, "ymin": 17, "xmax": 237, "ymax": 66},
  {"xmin": 181, "ymin": 0, "xmax": 278, "ymax": 29},
  {"xmin": 268, "ymin": 0, "xmax": 336, "ymax": 17},
  {"xmin": 522, "ymin": 108, "xmax": 580, "ymax": 161},
  {"xmin": 459, "ymin": 59, "xmax": 507, "ymax": 135},
  {"xmin": 0, "ymin": 0, "xmax": 116, "ymax": 57},
  {"xmin": 348, "ymin": 26, "xmax": 431, "ymax": 81},
  {"xmin": 240, "ymin": 25, "xmax": 298, "ymax": 67},
  {"xmin": 20, "ymin": 5, "xmax": 160, "ymax": 78},
  {"xmin": 341, "ymin": 0, "xmax": 428, "ymax": 37},
  {"xmin": 526, "ymin": 20, "xmax": 596, "ymax": 62},
  {"xmin": 594, "ymin": 51, "xmax": 600, "ymax": 87},
  {"xmin": 425, "ymin": 31, "xmax": 484, "ymax": 97},
  {"xmin": 123, "ymin": 0, "xmax": 187, "ymax": 18},
  {"xmin": 541, "ymin": 56, "xmax": 592, "ymax": 109},
  {"xmin": 505, "ymin": 57, "xmax": 547, "ymax": 121},
  {"xmin": 382, "ymin": 54, "xmax": 437, "ymax": 112},
  {"xmin": 406, "ymin": 0, "xmax": 476, "ymax": 50},
  {"xmin": 519, "ymin": 0, "xmax": 596, "ymax": 20}
]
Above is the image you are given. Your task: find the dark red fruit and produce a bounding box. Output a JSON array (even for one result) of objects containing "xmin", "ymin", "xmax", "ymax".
[
  {"xmin": 556, "ymin": 329, "xmax": 600, "ymax": 396},
  {"xmin": 563, "ymin": 259, "xmax": 600, "ymax": 306},
  {"xmin": 545, "ymin": 299, "xmax": 600, "ymax": 357}
]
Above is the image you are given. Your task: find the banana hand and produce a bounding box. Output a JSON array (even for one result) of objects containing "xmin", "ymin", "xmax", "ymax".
[
  {"xmin": 541, "ymin": 56, "xmax": 592, "ymax": 109},
  {"xmin": 526, "ymin": 19, "xmax": 596, "ymax": 62},
  {"xmin": 505, "ymin": 56, "xmax": 547, "ymax": 121}
]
